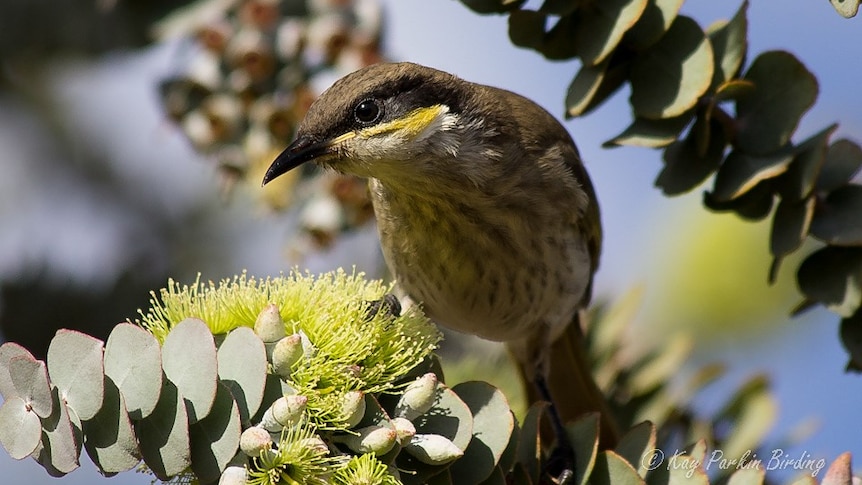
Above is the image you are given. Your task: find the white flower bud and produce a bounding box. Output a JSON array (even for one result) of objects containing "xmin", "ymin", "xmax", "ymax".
[
  {"xmin": 394, "ymin": 373, "xmax": 438, "ymax": 420},
  {"xmin": 261, "ymin": 395, "xmax": 306, "ymax": 431},
  {"xmin": 341, "ymin": 391, "xmax": 366, "ymax": 428},
  {"xmin": 299, "ymin": 436, "xmax": 330, "ymax": 455},
  {"xmin": 219, "ymin": 465, "xmax": 248, "ymax": 485},
  {"xmin": 391, "ymin": 417, "xmax": 416, "ymax": 444},
  {"xmin": 271, "ymin": 334, "xmax": 303, "ymax": 378},
  {"xmin": 337, "ymin": 425, "xmax": 397, "ymax": 456},
  {"xmin": 404, "ymin": 434, "xmax": 463, "ymax": 465},
  {"xmin": 240, "ymin": 426, "xmax": 272, "ymax": 457},
  {"xmin": 254, "ymin": 304, "xmax": 286, "ymax": 342}
]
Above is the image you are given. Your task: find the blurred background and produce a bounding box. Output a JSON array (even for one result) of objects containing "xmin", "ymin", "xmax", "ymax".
[{"xmin": 0, "ymin": 0, "xmax": 860, "ymax": 483}]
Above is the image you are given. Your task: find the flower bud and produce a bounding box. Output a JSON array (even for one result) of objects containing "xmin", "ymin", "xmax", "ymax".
[
  {"xmin": 255, "ymin": 304, "xmax": 286, "ymax": 342},
  {"xmin": 219, "ymin": 465, "xmax": 248, "ymax": 485},
  {"xmin": 271, "ymin": 334, "xmax": 303, "ymax": 378},
  {"xmin": 337, "ymin": 425, "xmax": 397, "ymax": 456},
  {"xmin": 404, "ymin": 434, "xmax": 463, "ymax": 465},
  {"xmin": 299, "ymin": 436, "xmax": 330, "ymax": 456},
  {"xmin": 394, "ymin": 373, "xmax": 437, "ymax": 420},
  {"xmin": 240, "ymin": 426, "xmax": 272, "ymax": 457},
  {"xmin": 261, "ymin": 395, "xmax": 306, "ymax": 431},
  {"xmin": 341, "ymin": 391, "xmax": 366, "ymax": 428},
  {"xmin": 391, "ymin": 417, "xmax": 416, "ymax": 444}
]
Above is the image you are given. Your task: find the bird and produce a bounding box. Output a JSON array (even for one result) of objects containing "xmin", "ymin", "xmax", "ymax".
[{"xmin": 262, "ymin": 62, "xmax": 618, "ymax": 479}]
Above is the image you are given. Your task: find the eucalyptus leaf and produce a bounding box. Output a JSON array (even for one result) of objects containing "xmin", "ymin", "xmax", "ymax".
[
  {"xmin": 736, "ymin": 51, "xmax": 818, "ymax": 155},
  {"xmin": 630, "ymin": 15, "xmax": 714, "ymax": 119},
  {"xmin": 591, "ymin": 450, "xmax": 646, "ymax": 485},
  {"xmin": 33, "ymin": 386, "xmax": 82, "ymax": 476},
  {"xmin": 217, "ymin": 326, "xmax": 268, "ymax": 425},
  {"xmin": 624, "ymin": 0, "xmax": 685, "ymax": 50},
  {"xmin": 539, "ymin": 0, "xmax": 578, "ymax": 15},
  {"xmin": 516, "ymin": 402, "xmax": 547, "ymax": 484},
  {"xmin": 449, "ymin": 381, "xmax": 514, "ymax": 484},
  {"xmin": 768, "ymin": 197, "xmax": 815, "ymax": 283},
  {"xmin": 478, "ymin": 465, "xmax": 507, "ymax": 485},
  {"xmin": 703, "ymin": 180, "xmax": 775, "ymax": 221},
  {"xmin": 604, "ymin": 111, "xmax": 693, "ymax": 149},
  {"xmin": 778, "ymin": 125, "xmax": 837, "ymax": 202},
  {"xmin": 82, "ymin": 376, "xmax": 140, "ymax": 474},
  {"xmin": 706, "ymin": 1, "xmax": 748, "ymax": 87},
  {"xmin": 460, "ymin": 0, "xmax": 525, "ymax": 14},
  {"xmin": 508, "ymin": 9, "xmax": 546, "ymax": 49},
  {"xmin": 575, "ymin": 0, "xmax": 648, "ymax": 66},
  {"xmin": 715, "ymin": 375, "xmax": 777, "ymax": 460},
  {"xmin": 655, "ymin": 116, "xmax": 725, "ymax": 195},
  {"xmin": 727, "ymin": 467, "xmax": 765, "ymax": 485},
  {"xmin": 190, "ymin": 382, "xmax": 242, "ymax": 484},
  {"xmin": 797, "ymin": 246, "xmax": 862, "ymax": 317},
  {"xmin": 540, "ymin": 13, "xmax": 581, "ymax": 60},
  {"xmin": 136, "ymin": 378, "xmax": 191, "ymax": 481},
  {"xmin": 615, "ymin": 422, "xmax": 656, "ymax": 478},
  {"xmin": 566, "ymin": 58, "xmax": 610, "ymax": 118},
  {"xmin": 567, "ymin": 413, "xmax": 600, "ymax": 485},
  {"xmin": 0, "ymin": 343, "xmax": 35, "ymax": 401},
  {"xmin": 840, "ymin": 311, "xmax": 862, "ymax": 372},
  {"xmin": 104, "ymin": 323, "xmax": 162, "ymax": 420},
  {"xmin": 810, "ymin": 185, "xmax": 862, "ymax": 246},
  {"xmin": 7, "ymin": 355, "xmax": 53, "ymax": 418},
  {"xmin": 0, "ymin": 396, "xmax": 42, "ymax": 459},
  {"xmin": 829, "ymin": 0, "xmax": 861, "ymax": 18},
  {"xmin": 711, "ymin": 149, "xmax": 793, "ymax": 202},
  {"xmin": 47, "ymin": 330, "xmax": 105, "ymax": 421},
  {"xmin": 162, "ymin": 318, "xmax": 218, "ymax": 423},
  {"xmin": 817, "ymin": 139, "xmax": 862, "ymax": 193}
]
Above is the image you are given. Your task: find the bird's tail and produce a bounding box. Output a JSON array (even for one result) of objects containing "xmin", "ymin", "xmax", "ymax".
[{"xmin": 519, "ymin": 311, "xmax": 619, "ymax": 450}]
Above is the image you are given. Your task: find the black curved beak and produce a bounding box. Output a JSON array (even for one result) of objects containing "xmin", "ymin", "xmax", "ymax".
[{"xmin": 261, "ymin": 136, "xmax": 330, "ymax": 186}]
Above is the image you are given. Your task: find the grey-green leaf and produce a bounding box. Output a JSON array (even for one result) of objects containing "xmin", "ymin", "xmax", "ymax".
[
  {"xmin": 162, "ymin": 318, "xmax": 218, "ymax": 423},
  {"xmin": 414, "ymin": 385, "xmax": 473, "ymax": 452},
  {"xmin": 817, "ymin": 139, "xmax": 862, "ymax": 193},
  {"xmin": 449, "ymin": 381, "xmax": 514, "ymax": 484},
  {"xmin": 8, "ymin": 355, "xmax": 53, "ymax": 418},
  {"xmin": 576, "ymin": 0, "xmax": 648, "ymax": 66},
  {"xmin": 604, "ymin": 111, "xmax": 693, "ymax": 149},
  {"xmin": 840, "ymin": 311, "xmax": 862, "ymax": 372},
  {"xmin": 615, "ymin": 421, "xmax": 656, "ymax": 477},
  {"xmin": 727, "ymin": 467, "xmax": 765, "ymax": 485},
  {"xmin": 811, "ymin": 185, "xmax": 862, "ymax": 246},
  {"xmin": 508, "ymin": 10, "xmax": 546, "ymax": 49},
  {"xmin": 217, "ymin": 326, "xmax": 267, "ymax": 425},
  {"xmin": 711, "ymin": 149, "xmax": 794, "ymax": 202},
  {"xmin": 829, "ymin": 0, "xmax": 860, "ymax": 18},
  {"xmin": 707, "ymin": 0, "xmax": 748, "ymax": 87},
  {"xmin": 797, "ymin": 247, "xmax": 862, "ymax": 316},
  {"xmin": 82, "ymin": 376, "xmax": 140, "ymax": 473},
  {"xmin": 104, "ymin": 323, "xmax": 162, "ymax": 420},
  {"xmin": 703, "ymin": 181, "xmax": 775, "ymax": 221},
  {"xmin": 630, "ymin": 15, "xmax": 714, "ymax": 119},
  {"xmin": 568, "ymin": 413, "xmax": 600, "ymax": 485},
  {"xmin": 591, "ymin": 450, "xmax": 646, "ymax": 485},
  {"xmin": 778, "ymin": 124, "xmax": 837, "ymax": 202},
  {"xmin": 0, "ymin": 343, "xmax": 36, "ymax": 401},
  {"xmin": 736, "ymin": 51, "xmax": 818, "ymax": 155},
  {"xmin": 624, "ymin": 0, "xmax": 685, "ymax": 50},
  {"xmin": 460, "ymin": 0, "xmax": 525, "ymax": 14},
  {"xmin": 190, "ymin": 382, "xmax": 242, "ymax": 484},
  {"xmin": 33, "ymin": 386, "xmax": 82, "ymax": 475},
  {"xmin": 655, "ymin": 117, "xmax": 725, "ymax": 195},
  {"xmin": 566, "ymin": 58, "xmax": 610, "ymax": 118},
  {"xmin": 136, "ymin": 379, "xmax": 191, "ymax": 480},
  {"xmin": 769, "ymin": 197, "xmax": 815, "ymax": 283},
  {"xmin": 47, "ymin": 330, "xmax": 105, "ymax": 422},
  {"xmin": 0, "ymin": 396, "xmax": 42, "ymax": 459},
  {"xmin": 516, "ymin": 402, "xmax": 546, "ymax": 484}
]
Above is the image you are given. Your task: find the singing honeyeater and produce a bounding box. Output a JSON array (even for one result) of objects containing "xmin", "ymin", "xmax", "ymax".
[{"xmin": 262, "ymin": 62, "xmax": 618, "ymax": 471}]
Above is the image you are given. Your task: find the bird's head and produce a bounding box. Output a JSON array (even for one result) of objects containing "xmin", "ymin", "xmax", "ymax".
[{"xmin": 262, "ymin": 62, "xmax": 500, "ymax": 188}]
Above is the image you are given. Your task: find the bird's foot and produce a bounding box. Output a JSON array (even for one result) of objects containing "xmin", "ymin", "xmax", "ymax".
[{"xmin": 535, "ymin": 374, "xmax": 576, "ymax": 485}]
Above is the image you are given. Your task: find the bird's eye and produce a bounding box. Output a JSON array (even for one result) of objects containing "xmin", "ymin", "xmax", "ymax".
[{"xmin": 354, "ymin": 99, "xmax": 383, "ymax": 124}]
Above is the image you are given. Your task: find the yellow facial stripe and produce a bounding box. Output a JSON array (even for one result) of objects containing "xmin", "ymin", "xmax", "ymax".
[{"xmin": 358, "ymin": 105, "xmax": 445, "ymax": 139}]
